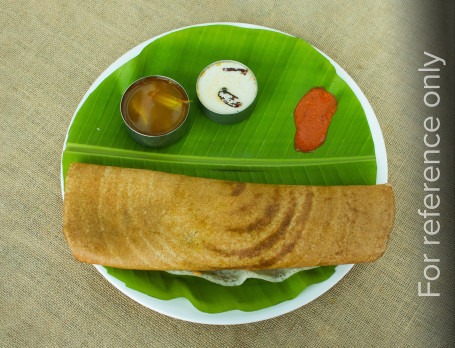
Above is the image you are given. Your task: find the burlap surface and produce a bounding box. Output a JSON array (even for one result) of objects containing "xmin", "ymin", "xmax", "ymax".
[{"xmin": 1, "ymin": 1, "xmax": 454, "ymax": 347}]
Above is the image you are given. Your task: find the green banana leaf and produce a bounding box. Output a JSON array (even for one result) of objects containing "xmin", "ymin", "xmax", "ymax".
[
  {"xmin": 62, "ymin": 24, "xmax": 376, "ymax": 313},
  {"xmin": 104, "ymin": 266, "xmax": 336, "ymax": 313}
]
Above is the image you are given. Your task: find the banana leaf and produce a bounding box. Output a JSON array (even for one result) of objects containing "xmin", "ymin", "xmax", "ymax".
[{"xmin": 62, "ymin": 24, "xmax": 376, "ymax": 313}]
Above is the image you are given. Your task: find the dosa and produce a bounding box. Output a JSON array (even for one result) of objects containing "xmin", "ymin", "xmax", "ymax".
[{"xmin": 62, "ymin": 163, "xmax": 395, "ymax": 270}]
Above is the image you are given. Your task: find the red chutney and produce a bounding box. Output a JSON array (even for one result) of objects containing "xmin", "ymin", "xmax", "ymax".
[{"xmin": 294, "ymin": 87, "xmax": 338, "ymax": 152}]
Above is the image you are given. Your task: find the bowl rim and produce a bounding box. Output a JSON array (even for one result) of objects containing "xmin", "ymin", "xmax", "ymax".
[{"xmin": 120, "ymin": 75, "xmax": 190, "ymax": 138}]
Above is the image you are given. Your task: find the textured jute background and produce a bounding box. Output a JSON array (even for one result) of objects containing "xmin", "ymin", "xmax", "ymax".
[{"xmin": 1, "ymin": 1, "xmax": 454, "ymax": 347}]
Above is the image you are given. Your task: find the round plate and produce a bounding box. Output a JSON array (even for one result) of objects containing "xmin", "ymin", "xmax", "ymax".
[{"xmin": 61, "ymin": 23, "xmax": 387, "ymax": 324}]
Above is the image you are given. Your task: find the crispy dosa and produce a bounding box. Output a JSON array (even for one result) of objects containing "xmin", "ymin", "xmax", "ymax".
[{"xmin": 62, "ymin": 163, "xmax": 395, "ymax": 270}]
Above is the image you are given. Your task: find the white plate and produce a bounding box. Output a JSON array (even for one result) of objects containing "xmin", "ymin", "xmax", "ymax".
[{"xmin": 61, "ymin": 23, "xmax": 387, "ymax": 325}]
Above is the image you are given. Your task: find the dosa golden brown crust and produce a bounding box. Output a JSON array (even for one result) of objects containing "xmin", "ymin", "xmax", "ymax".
[{"xmin": 62, "ymin": 163, "xmax": 395, "ymax": 270}]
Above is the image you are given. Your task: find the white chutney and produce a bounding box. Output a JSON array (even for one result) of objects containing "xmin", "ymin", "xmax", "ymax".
[{"xmin": 197, "ymin": 61, "xmax": 257, "ymax": 115}]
